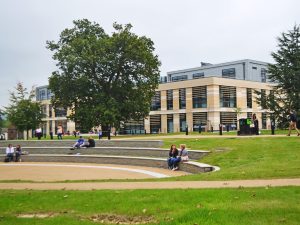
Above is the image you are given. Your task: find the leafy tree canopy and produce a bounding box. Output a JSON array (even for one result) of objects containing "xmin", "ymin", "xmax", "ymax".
[
  {"xmin": 47, "ymin": 19, "xmax": 161, "ymax": 131},
  {"xmin": 256, "ymin": 25, "xmax": 300, "ymax": 128},
  {"xmin": 5, "ymin": 82, "xmax": 43, "ymax": 135}
]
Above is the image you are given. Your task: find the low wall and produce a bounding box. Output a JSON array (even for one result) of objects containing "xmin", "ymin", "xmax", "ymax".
[
  {"xmin": 0, "ymin": 140, "xmax": 163, "ymax": 148},
  {"xmin": 0, "ymin": 147, "xmax": 209, "ymax": 160},
  {"xmin": 0, "ymin": 154, "xmax": 216, "ymax": 174}
]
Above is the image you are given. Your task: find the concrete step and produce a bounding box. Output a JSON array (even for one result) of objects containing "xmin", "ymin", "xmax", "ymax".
[
  {"xmin": 0, "ymin": 154, "xmax": 218, "ymax": 174},
  {"xmin": 0, "ymin": 140, "xmax": 163, "ymax": 148},
  {"xmin": 0, "ymin": 147, "xmax": 209, "ymax": 160}
]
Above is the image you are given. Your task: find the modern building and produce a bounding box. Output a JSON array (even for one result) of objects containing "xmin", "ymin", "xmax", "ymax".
[
  {"xmin": 36, "ymin": 59, "xmax": 274, "ymax": 135},
  {"xmin": 36, "ymin": 85, "xmax": 76, "ymax": 135}
]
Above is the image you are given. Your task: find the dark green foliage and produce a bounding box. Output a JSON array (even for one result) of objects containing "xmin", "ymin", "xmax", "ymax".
[
  {"xmin": 0, "ymin": 109, "xmax": 4, "ymax": 133},
  {"xmin": 256, "ymin": 25, "xmax": 300, "ymax": 128},
  {"xmin": 47, "ymin": 19, "xmax": 161, "ymax": 131},
  {"xmin": 5, "ymin": 82, "xmax": 43, "ymax": 138}
]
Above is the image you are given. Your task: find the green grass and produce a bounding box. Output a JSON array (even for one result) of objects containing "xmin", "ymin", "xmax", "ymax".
[
  {"xmin": 27, "ymin": 129, "xmax": 291, "ymax": 140},
  {"xmin": 161, "ymin": 136, "xmax": 300, "ymax": 181},
  {"xmin": 0, "ymin": 187, "xmax": 299, "ymax": 225}
]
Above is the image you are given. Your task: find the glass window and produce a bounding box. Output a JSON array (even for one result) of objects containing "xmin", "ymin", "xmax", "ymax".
[
  {"xmin": 150, "ymin": 91, "xmax": 161, "ymax": 111},
  {"xmin": 171, "ymin": 75, "xmax": 188, "ymax": 82},
  {"xmin": 262, "ymin": 113, "xmax": 267, "ymax": 129},
  {"xmin": 180, "ymin": 113, "xmax": 186, "ymax": 132},
  {"xmin": 220, "ymin": 112, "xmax": 237, "ymax": 130},
  {"xmin": 219, "ymin": 86, "xmax": 236, "ymax": 108},
  {"xmin": 166, "ymin": 90, "xmax": 173, "ymax": 110},
  {"xmin": 222, "ymin": 68, "xmax": 236, "ymax": 78},
  {"xmin": 193, "ymin": 72, "xmax": 204, "ymax": 79},
  {"xmin": 261, "ymin": 68, "xmax": 267, "ymax": 82},
  {"xmin": 192, "ymin": 86, "xmax": 207, "ymax": 108},
  {"xmin": 247, "ymin": 88, "xmax": 252, "ymax": 108},
  {"xmin": 193, "ymin": 112, "xmax": 207, "ymax": 132},
  {"xmin": 179, "ymin": 88, "xmax": 186, "ymax": 109},
  {"xmin": 120, "ymin": 119, "xmax": 145, "ymax": 134},
  {"xmin": 150, "ymin": 115, "xmax": 161, "ymax": 134},
  {"xmin": 261, "ymin": 89, "xmax": 267, "ymax": 109},
  {"xmin": 167, "ymin": 114, "xmax": 173, "ymax": 133},
  {"xmin": 55, "ymin": 107, "xmax": 67, "ymax": 117}
]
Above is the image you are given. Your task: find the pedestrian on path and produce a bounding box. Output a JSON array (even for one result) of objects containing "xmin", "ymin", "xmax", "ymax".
[{"xmin": 287, "ymin": 110, "xmax": 300, "ymax": 136}]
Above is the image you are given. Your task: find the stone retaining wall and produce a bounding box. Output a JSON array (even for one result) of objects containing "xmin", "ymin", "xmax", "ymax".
[
  {"xmin": 0, "ymin": 140, "xmax": 163, "ymax": 148},
  {"xmin": 0, "ymin": 155, "xmax": 215, "ymax": 174},
  {"xmin": 0, "ymin": 147, "xmax": 209, "ymax": 160}
]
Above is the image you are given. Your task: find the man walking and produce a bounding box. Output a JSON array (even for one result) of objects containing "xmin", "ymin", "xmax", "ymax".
[{"xmin": 287, "ymin": 110, "xmax": 300, "ymax": 136}]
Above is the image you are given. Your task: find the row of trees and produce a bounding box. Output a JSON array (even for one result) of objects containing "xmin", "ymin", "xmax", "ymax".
[{"xmin": 2, "ymin": 21, "xmax": 300, "ymax": 138}]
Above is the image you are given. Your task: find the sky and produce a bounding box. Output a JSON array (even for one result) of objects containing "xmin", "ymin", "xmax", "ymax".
[{"xmin": 0, "ymin": 0, "xmax": 299, "ymax": 109}]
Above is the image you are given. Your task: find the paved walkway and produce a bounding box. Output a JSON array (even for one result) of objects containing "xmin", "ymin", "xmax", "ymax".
[
  {"xmin": 115, "ymin": 134, "xmax": 292, "ymax": 140},
  {"xmin": 0, "ymin": 178, "xmax": 299, "ymax": 190},
  {"xmin": 0, "ymin": 162, "xmax": 188, "ymax": 181}
]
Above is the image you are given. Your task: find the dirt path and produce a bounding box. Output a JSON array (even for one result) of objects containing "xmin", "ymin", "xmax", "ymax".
[{"xmin": 0, "ymin": 178, "xmax": 299, "ymax": 190}]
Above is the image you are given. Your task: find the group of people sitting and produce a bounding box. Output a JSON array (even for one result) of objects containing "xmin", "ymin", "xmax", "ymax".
[
  {"xmin": 5, "ymin": 144, "xmax": 22, "ymax": 162},
  {"xmin": 70, "ymin": 136, "xmax": 96, "ymax": 150},
  {"xmin": 167, "ymin": 144, "xmax": 189, "ymax": 171}
]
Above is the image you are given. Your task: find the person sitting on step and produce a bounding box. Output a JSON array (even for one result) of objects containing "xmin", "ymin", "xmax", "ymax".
[
  {"xmin": 82, "ymin": 137, "xmax": 96, "ymax": 148},
  {"xmin": 172, "ymin": 144, "xmax": 189, "ymax": 171},
  {"xmin": 70, "ymin": 136, "xmax": 85, "ymax": 150}
]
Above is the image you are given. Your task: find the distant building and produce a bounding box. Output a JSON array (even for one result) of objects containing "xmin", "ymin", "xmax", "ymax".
[
  {"xmin": 36, "ymin": 86, "xmax": 75, "ymax": 135},
  {"xmin": 36, "ymin": 59, "xmax": 273, "ymax": 135}
]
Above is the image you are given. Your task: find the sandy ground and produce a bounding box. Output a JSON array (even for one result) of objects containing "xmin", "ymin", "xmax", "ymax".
[
  {"xmin": 0, "ymin": 162, "xmax": 299, "ymax": 190},
  {"xmin": 0, "ymin": 162, "xmax": 188, "ymax": 181}
]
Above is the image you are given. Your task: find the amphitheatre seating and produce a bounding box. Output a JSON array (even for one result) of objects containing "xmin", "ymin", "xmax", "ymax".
[{"xmin": 0, "ymin": 140, "xmax": 218, "ymax": 174}]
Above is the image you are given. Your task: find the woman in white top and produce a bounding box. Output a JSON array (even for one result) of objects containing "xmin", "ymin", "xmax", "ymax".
[{"xmin": 6, "ymin": 144, "xmax": 14, "ymax": 162}]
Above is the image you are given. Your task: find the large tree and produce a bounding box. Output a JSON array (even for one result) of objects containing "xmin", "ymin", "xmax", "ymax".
[
  {"xmin": 47, "ymin": 19, "xmax": 160, "ymax": 132},
  {"xmin": 256, "ymin": 25, "xmax": 300, "ymax": 128},
  {"xmin": 5, "ymin": 82, "xmax": 43, "ymax": 139}
]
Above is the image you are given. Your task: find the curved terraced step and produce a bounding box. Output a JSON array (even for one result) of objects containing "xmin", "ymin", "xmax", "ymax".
[
  {"xmin": 0, "ymin": 147, "xmax": 210, "ymax": 160},
  {"xmin": 0, "ymin": 154, "xmax": 219, "ymax": 174},
  {"xmin": 0, "ymin": 140, "xmax": 163, "ymax": 148}
]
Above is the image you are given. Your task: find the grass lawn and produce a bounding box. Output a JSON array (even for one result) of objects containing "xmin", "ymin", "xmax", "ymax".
[
  {"xmin": 0, "ymin": 187, "xmax": 299, "ymax": 225},
  {"xmin": 161, "ymin": 136, "xmax": 300, "ymax": 181},
  {"xmin": 28, "ymin": 129, "xmax": 291, "ymax": 140}
]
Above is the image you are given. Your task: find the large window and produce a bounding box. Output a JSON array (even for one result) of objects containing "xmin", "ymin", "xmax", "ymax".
[
  {"xmin": 180, "ymin": 113, "xmax": 186, "ymax": 132},
  {"xmin": 120, "ymin": 119, "xmax": 145, "ymax": 134},
  {"xmin": 54, "ymin": 107, "xmax": 67, "ymax": 117},
  {"xmin": 219, "ymin": 86, "xmax": 236, "ymax": 108},
  {"xmin": 192, "ymin": 86, "xmax": 207, "ymax": 108},
  {"xmin": 220, "ymin": 112, "xmax": 237, "ymax": 130},
  {"xmin": 166, "ymin": 90, "xmax": 173, "ymax": 110},
  {"xmin": 41, "ymin": 105, "xmax": 47, "ymax": 118},
  {"xmin": 247, "ymin": 112, "xmax": 252, "ymax": 119},
  {"xmin": 150, "ymin": 91, "xmax": 161, "ymax": 111},
  {"xmin": 150, "ymin": 115, "xmax": 161, "ymax": 134},
  {"xmin": 49, "ymin": 104, "xmax": 53, "ymax": 118},
  {"xmin": 193, "ymin": 72, "xmax": 204, "ymax": 79},
  {"xmin": 179, "ymin": 88, "xmax": 186, "ymax": 109},
  {"xmin": 262, "ymin": 113, "xmax": 267, "ymax": 129},
  {"xmin": 261, "ymin": 89, "xmax": 267, "ymax": 109},
  {"xmin": 193, "ymin": 112, "xmax": 207, "ymax": 131},
  {"xmin": 167, "ymin": 114, "xmax": 173, "ymax": 133},
  {"xmin": 222, "ymin": 68, "xmax": 236, "ymax": 79},
  {"xmin": 261, "ymin": 68, "xmax": 267, "ymax": 82},
  {"xmin": 171, "ymin": 75, "xmax": 188, "ymax": 82},
  {"xmin": 247, "ymin": 88, "xmax": 252, "ymax": 108}
]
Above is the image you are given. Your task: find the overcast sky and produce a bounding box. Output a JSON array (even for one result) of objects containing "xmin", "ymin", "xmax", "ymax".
[{"xmin": 0, "ymin": 0, "xmax": 299, "ymax": 109}]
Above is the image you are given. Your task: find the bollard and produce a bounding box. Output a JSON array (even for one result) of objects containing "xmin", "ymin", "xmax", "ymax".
[
  {"xmin": 271, "ymin": 121, "xmax": 275, "ymax": 135},
  {"xmin": 219, "ymin": 124, "xmax": 223, "ymax": 135},
  {"xmin": 185, "ymin": 125, "xmax": 188, "ymax": 135}
]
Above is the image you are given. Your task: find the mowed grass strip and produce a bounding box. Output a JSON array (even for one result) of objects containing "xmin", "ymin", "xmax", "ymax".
[
  {"xmin": 162, "ymin": 136, "xmax": 300, "ymax": 181},
  {"xmin": 0, "ymin": 187, "xmax": 299, "ymax": 225}
]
